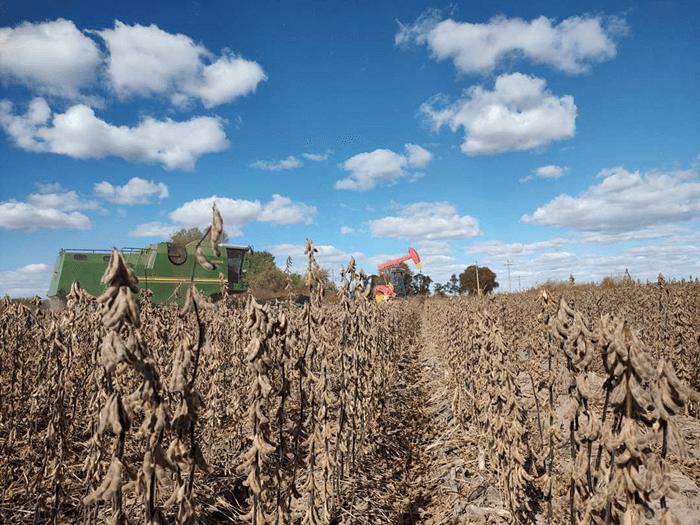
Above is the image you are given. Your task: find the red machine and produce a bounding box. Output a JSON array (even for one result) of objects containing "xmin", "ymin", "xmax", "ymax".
[{"xmin": 374, "ymin": 247, "xmax": 421, "ymax": 302}]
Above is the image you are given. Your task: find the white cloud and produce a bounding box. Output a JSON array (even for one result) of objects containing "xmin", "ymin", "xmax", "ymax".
[
  {"xmin": 169, "ymin": 196, "xmax": 263, "ymax": 236},
  {"xmin": 0, "ymin": 263, "xmax": 51, "ymax": 298},
  {"xmin": 252, "ymin": 151, "xmax": 331, "ymax": 170},
  {"xmin": 251, "ymin": 156, "xmax": 303, "ymax": 171},
  {"xmin": 94, "ymin": 177, "xmax": 169, "ymax": 205},
  {"xmin": 0, "ymin": 98, "xmax": 228, "ymax": 170},
  {"xmin": 185, "ymin": 55, "xmax": 266, "ymax": 108},
  {"xmin": 302, "ymin": 152, "xmax": 330, "ymax": 161},
  {"xmin": 416, "ymin": 240, "xmax": 450, "ymax": 256},
  {"xmin": 0, "ymin": 19, "xmax": 101, "ymax": 98},
  {"xmin": 579, "ymin": 225, "xmax": 683, "ymax": 244},
  {"xmin": 96, "ymin": 21, "xmax": 266, "ymax": 107},
  {"xmin": 520, "ymin": 165, "xmax": 567, "ymax": 182},
  {"xmin": 396, "ymin": 12, "xmax": 625, "ymax": 74},
  {"xmin": 340, "ymin": 226, "xmax": 354, "ymax": 235},
  {"xmin": 468, "ymin": 238, "xmax": 573, "ymax": 260},
  {"xmin": 535, "ymin": 165, "xmax": 567, "ymax": 178},
  {"xmin": 509, "ymin": 235, "xmax": 699, "ymax": 287},
  {"xmin": 0, "ymin": 183, "xmax": 98, "ymax": 231},
  {"xmin": 369, "ymin": 201, "xmax": 480, "ymax": 241},
  {"xmin": 132, "ymin": 194, "xmax": 316, "ymax": 237},
  {"xmin": 28, "ymin": 187, "xmax": 98, "ymax": 211},
  {"xmin": 421, "ymin": 73, "xmax": 576, "ymax": 155},
  {"xmin": 258, "ymin": 194, "xmax": 316, "ymax": 225},
  {"xmin": 0, "ymin": 201, "xmax": 91, "ymax": 230},
  {"xmin": 466, "ymin": 232, "xmax": 700, "ymax": 289},
  {"xmin": 414, "ymin": 241, "xmax": 465, "ymax": 282},
  {"xmin": 129, "ymin": 221, "xmax": 178, "ymax": 238},
  {"xmin": 335, "ymin": 143, "xmax": 432, "ymax": 191},
  {"xmin": 522, "ymin": 166, "xmax": 700, "ymax": 234},
  {"xmin": 404, "ymin": 143, "xmax": 432, "ymax": 167}
]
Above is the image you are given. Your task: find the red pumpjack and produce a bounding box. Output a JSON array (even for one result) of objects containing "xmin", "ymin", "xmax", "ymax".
[{"xmin": 374, "ymin": 247, "xmax": 422, "ymax": 302}]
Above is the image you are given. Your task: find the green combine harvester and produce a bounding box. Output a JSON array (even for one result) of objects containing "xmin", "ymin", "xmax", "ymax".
[{"xmin": 48, "ymin": 241, "xmax": 251, "ymax": 305}]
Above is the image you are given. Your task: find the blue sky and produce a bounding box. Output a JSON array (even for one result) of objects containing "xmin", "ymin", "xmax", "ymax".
[{"xmin": 1, "ymin": 0, "xmax": 699, "ymax": 296}]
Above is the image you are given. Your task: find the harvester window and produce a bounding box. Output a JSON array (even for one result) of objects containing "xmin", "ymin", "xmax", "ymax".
[
  {"xmin": 167, "ymin": 244, "xmax": 187, "ymax": 265},
  {"xmin": 226, "ymin": 248, "xmax": 244, "ymax": 283},
  {"xmin": 73, "ymin": 254, "xmax": 88, "ymax": 261}
]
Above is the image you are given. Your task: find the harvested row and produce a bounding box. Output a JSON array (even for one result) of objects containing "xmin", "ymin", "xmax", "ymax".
[{"xmin": 422, "ymin": 285, "xmax": 700, "ymax": 524}]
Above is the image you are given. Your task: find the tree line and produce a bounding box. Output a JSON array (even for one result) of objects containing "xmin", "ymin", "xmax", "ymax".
[
  {"xmin": 369, "ymin": 263, "xmax": 499, "ymax": 297},
  {"xmin": 170, "ymin": 228, "xmax": 498, "ymax": 297},
  {"xmin": 170, "ymin": 228, "xmax": 335, "ymax": 297}
]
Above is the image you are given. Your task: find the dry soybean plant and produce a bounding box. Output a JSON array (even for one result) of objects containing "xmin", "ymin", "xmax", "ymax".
[{"xmin": 1, "ymin": 228, "xmax": 698, "ymax": 525}]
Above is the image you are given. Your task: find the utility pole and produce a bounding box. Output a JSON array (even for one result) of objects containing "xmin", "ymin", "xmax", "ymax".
[
  {"xmin": 505, "ymin": 259, "xmax": 514, "ymax": 293},
  {"xmin": 475, "ymin": 260, "xmax": 480, "ymax": 296}
]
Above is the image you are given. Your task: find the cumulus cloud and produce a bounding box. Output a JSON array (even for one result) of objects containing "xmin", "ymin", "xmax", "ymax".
[
  {"xmin": 94, "ymin": 177, "xmax": 169, "ymax": 205},
  {"xmin": 396, "ymin": 12, "xmax": 625, "ymax": 74},
  {"xmin": 335, "ymin": 144, "xmax": 432, "ymax": 191},
  {"xmin": 421, "ymin": 73, "xmax": 576, "ymax": 155},
  {"xmin": 28, "ymin": 186, "xmax": 98, "ymax": 211},
  {"xmin": 0, "ymin": 18, "xmax": 267, "ymax": 109},
  {"xmin": 0, "ymin": 19, "xmax": 101, "ymax": 98},
  {"xmin": 258, "ymin": 194, "xmax": 317, "ymax": 225},
  {"xmin": 521, "ymin": 166, "xmax": 700, "ymax": 234},
  {"xmin": 169, "ymin": 196, "xmax": 263, "ymax": 236},
  {"xmin": 0, "ymin": 263, "xmax": 51, "ymax": 298},
  {"xmin": 535, "ymin": 165, "xmax": 567, "ymax": 178},
  {"xmin": 369, "ymin": 201, "xmax": 480, "ymax": 241},
  {"xmin": 404, "ymin": 143, "xmax": 433, "ymax": 167},
  {"xmin": 251, "ymin": 156, "xmax": 303, "ymax": 171},
  {"xmin": 0, "ymin": 183, "xmax": 97, "ymax": 231},
  {"xmin": 95, "ymin": 21, "xmax": 266, "ymax": 107},
  {"xmin": 340, "ymin": 226, "xmax": 354, "ymax": 234},
  {"xmin": 521, "ymin": 164, "xmax": 568, "ymax": 182},
  {"xmin": 0, "ymin": 98, "xmax": 228, "ymax": 170},
  {"xmin": 132, "ymin": 194, "xmax": 316, "ymax": 237},
  {"xmin": 0, "ymin": 201, "xmax": 91, "ymax": 230}
]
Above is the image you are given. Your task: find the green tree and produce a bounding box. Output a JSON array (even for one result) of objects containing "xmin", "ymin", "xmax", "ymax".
[
  {"xmin": 433, "ymin": 282, "xmax": 447, "ymax": 296},
  {"xmin": 412, "ymin": 273, "xmax": 433, "ymax": 295},
  {"xmin": 246, "ymin": 251, "xmax": 288, "ymax": 292},
  {"xmin": 245, "ymin": 251, "xmax": 335, "ymax": 295},
  {"xmin": 447, "ymin": 274, "xmax": 460, "ymax": 295},
  {"xmin": 170, "ymin": 227, "xmax": 228, "ymax": 246},
  {"xmin": 459, "ymin": 265, "xmax": 499, "ymax": 295}
]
